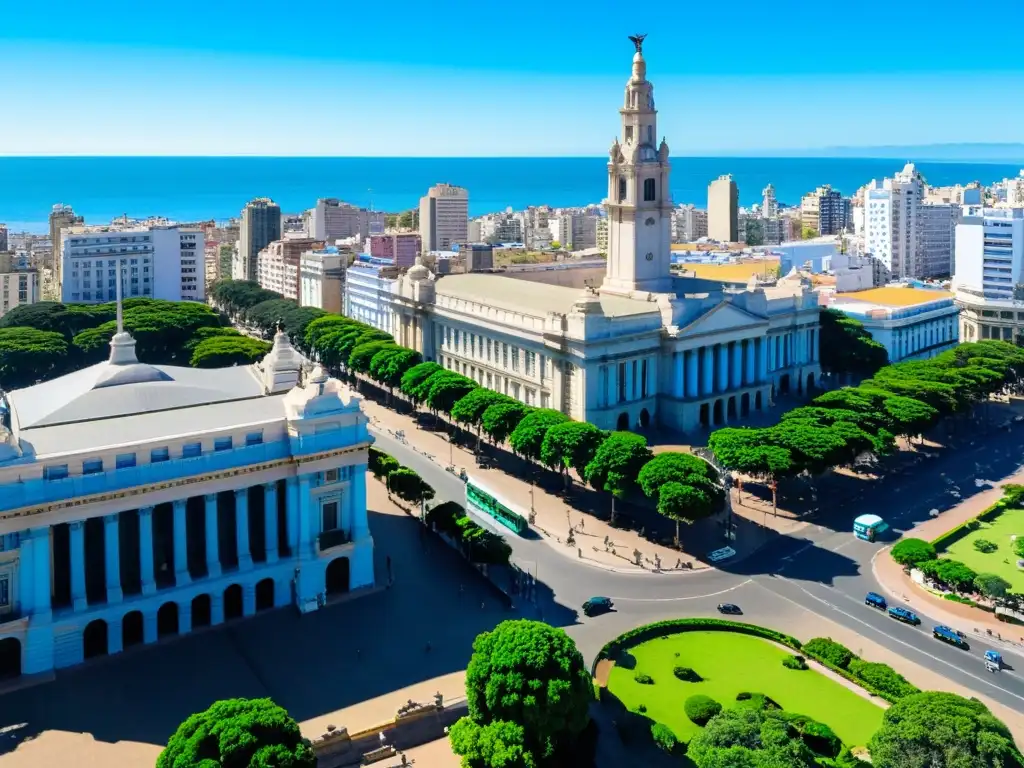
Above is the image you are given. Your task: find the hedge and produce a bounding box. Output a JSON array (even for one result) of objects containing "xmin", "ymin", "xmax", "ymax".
[
  {"xmin": 425, "ymin": 501, "xmax": 512, "ymax": 565},
  {"xmin": 595, "ymin": 618, "xmax": 801, "ymax": 669},
  {"xmin": 684, "ymin": 694, "xmax": 722, "ymax": 726},
  {"xmin": 801, "ymin": 637, "xmax": 920, "ymax": 704},
  {"xmin": 931, "ymin": 483, "xmax": 1024, "ymax": 552}
]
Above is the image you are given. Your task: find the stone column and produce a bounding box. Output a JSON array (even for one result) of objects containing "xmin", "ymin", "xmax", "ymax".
[
  {"xmin": 104, "ymin": 514, "xmax": 122, "ymax": 604},
  {"xmin": 625, "ymin": 360, "xmax": 634, "ymax": 401},
  {"xmin": 757, "ymin": 338, "xmax": 768, "ymax": 382},
  {"xmin": 298, "ymin": 474, "xmax": 313, "ymax": 557},
  {"xmin": 717, "ymin": 344, "xmax": 730, "ymax": 392},
  {"xmin": 108, "ymin": 616, "xmax": 123, "ymax": 654},
  {"xmin": 143, "ymin": 610, "xmax": 157, "ymax": 644},
  {"xmin": 685, "ymin": 351, "xmax": 699, "ymax": 398},
  {"xmin": 744, "ymin": 340, "xmax": 756, "ymax": 384},
  {"xmin": 286, "ymin": 477, "xmax": 300, "ymax": 553},
  {"xmin": 69, "ymin": 521, "xmax": 87, "ymax": 612},
  {"xmin": 768, "ymin": 336, "xmax": 776, "ymax": 372},
  {"xmin": 351, "ymin": 470, "xmax": 369, "ymax": 540},
  {"xmin": 730, "ymin": 342, "xmax": 743, "ymax": 389},
  {"xmin": 32, "ymin": 528, "xmax": 52, "ymax": 618},
  {"xmin": 235, "ymin": 488, "xmax": 253, "ymax": 570},
  {"xmin": 139, "ymin": 507, "xmax": 156, "ymax": 595},
  {"xmin": 674, "ymin": 352, "xmax": 684, "ymax": 397},
  {"xmin": 701, "ymin": 346, "xmax": 714, "ymax": 396},
  {"xmin": 179, "ymin": 601, "xmax": 192, "ymax": 635},
  {"xmin": 173, "ymin": 499, "xmax": 190, "ymax": 586},
  {"xmin": 243, "ymin": 583, "xmax": 256, "ymax": 617},
  {"xmin": 204, "ymin": 494, "xmax": 221, "ymax": 578},
  {"xmin": 264, "ymin": 483, "xmax": 279, "ymax": 564}
]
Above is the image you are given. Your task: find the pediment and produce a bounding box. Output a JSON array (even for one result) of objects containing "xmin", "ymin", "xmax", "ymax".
[{"xmin": 679, "ymin": 301, "xmax": 767, "ymax": 338}]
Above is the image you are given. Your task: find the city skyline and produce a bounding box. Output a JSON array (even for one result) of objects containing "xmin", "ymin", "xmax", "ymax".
[{"xmin": 3, "ymin": 0, "xmax": 1024, "ymax": 157}]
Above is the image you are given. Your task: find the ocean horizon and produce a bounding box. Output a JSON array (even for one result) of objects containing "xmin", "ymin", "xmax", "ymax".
[{"xmin": 3, "ymin": 155, "xmax": 1022, "ymax": 234}]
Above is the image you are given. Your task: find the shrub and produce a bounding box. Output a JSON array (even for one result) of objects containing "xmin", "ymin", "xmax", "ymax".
[
  {"xmin": 650, "ymin": 722, "xmax": 677, "ymax": 753},
  {"xmin": 634, "ymin": 673, "xmax": 654, "ymax": 685},
  {"xmin": 803, "ymin": 638, "xmax": 853, "ymax": 669},
  {"xmin": 596, "ymin": 618, "xmax": 801, "ymax": 664},
  {"xmin": 636, "ymin": 704, "xmax": 647, "ymax": 714},
  {"xmin": 734, "ymin": 693, "xmax": 780, "ymax": 711},
  {"xmin": 973, "ymin": 538, "xmax": 998, "ymax": 554},
  {"xmin": 673, "ymin": 666, "xmax": 702, "ymax": 682},
  {"xmin": 945, "ymin": 593, "xmax": 975, "ymax": 605},
  {"xmin": 891, "ymin": 538, "xmax": 937, "ymax": 567},
  {"xmin": 736, "ymin": 692, "xmax": 752, "ymax": 700},
  {"xmin": 1015, "ymin": 537, "xmax": 1024, "ymax": 558},
  {"xmin": 783, "ymin": 654, "xmax": 808, "ymax": 670},
  {"xmin": 800, "ymin": 720, "xmax": 842, "ymax": 758},
  {"xmin": 847, "ymin": 659, "xmax": 919, "ymax": 700},
  {"xmin": 684, "ymin": 694, "xmax": 722, "ymax": 726}
]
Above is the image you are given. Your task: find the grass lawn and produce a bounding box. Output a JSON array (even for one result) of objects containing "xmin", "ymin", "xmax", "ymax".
[
  {"xmin": 944, "ymin": 508, "xmax": 1024, "ymax": 592},
  {"xmin": 606, "ymin": 631, "xmax": 883, "ymax": 747}
]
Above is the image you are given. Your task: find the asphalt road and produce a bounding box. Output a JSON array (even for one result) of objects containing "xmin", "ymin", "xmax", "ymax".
[{"xmin": 372, "ymin": 423, "xmax": 1024, "ymax": 713}]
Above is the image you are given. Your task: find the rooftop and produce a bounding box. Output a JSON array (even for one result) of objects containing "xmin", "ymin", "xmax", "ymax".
[
  {"xmin": 833, "ymin": 286, "xmax": 954, "ymax": 308},
  {"xmin": 678, "ymin": 261, "xmax": 779, "ymax": 283},
  {"xmin": 435, "ymin": 273, "xmax": 659, "ymax": 318}
]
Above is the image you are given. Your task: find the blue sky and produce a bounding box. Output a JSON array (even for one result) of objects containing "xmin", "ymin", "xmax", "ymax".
[{"xmin": 2, "ymin": 0, "xmax": 1023, "ymax": 156}]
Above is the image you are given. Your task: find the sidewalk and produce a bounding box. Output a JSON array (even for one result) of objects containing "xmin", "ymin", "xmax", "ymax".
[
  {"xmin": 361, "ymin": 396, "xmax": 703, "ymax": 574},
  {"xmin": 872, "ymin": 468, "xmax": 1024, "ymax": 650}
]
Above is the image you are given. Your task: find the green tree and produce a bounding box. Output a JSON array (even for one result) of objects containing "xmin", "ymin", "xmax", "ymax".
[
  {"xmin": 156, "ymin": 697, "xmax": 315, "ymax": 768},
  {"xmin": 584, "ymin": 431, "xmax": 653, "ymax": 522},
  {"xmin": 426, "ymin": 371, "xmax": 478, "ymax": 416},
  {"xmin": 481, "ymin": 401, "xmax": 529, "ymax": 444},
  {"xmin": 975, "ymin": 572, "xmax": 1013, "ymax": 601},
  {"xmin": 452, "ymin": 620, "xmax": 592, "ymax": 766},
  {"xmin": 369, "ymin": 346, "xmax": 421, "ymax": 390},
  {"xmin": 452, "ymin": 389, "xmax": 512, "ymax": 449},
  {"xmin": 368, "ymin": 447, "xmax": 400, "ymax": 482},
  {"xmin": 397, "ymin": 208, "xmax": 418, "ymax": 229},
  {"xmin": 348, "ymin": 340, "xmax": 396, "ymax": 374},
  {"xmin": 386, "ymin": 467, "xmax": 435, "ymax": 506},
  {"xmin": 934, "ymin": 559, "xmax": 977, "ymax": 592},
  {"xmin": 708, "ymin": 427, "xmax": 793, "ymax": 511},
  {"xmin": 183, "ymin": 325, "xmax": 243, "ymax": 354},
  {"xmin": 448, "ymin": 719, "xmax": 536, "ymax": 768},
  {"xmin": 190, "ymin": 336, "xmax": 271, "ymax": 368},
  {"xmin": 400, "ymin": 361, "xmax": 442, "ymax": 404},
  {"xmin": 637, "ymin": 452, "xmax": 721, "ymax": 544},
  {"xmin": 687, "ymin": 706, "xmax": 817, "ymax": 768},
  {"xmin": 657, "ymin": 481, "xmax": 717, "ymax": 547},
  {"xmin": 211, "ymin": 280, "xmax": 282, "ymax": 316},
  {"xmin": 868, "ymin": 691, "xmax": 1023, "ymax": 768},
  {"xmin": 890, "ymin": 538, "xmax": 937, "ymax": 568},
  {"xmin": 819, "ymin": 307, "xmax": 889, "ymax": 377},
  {"xmin": 0, "ymin": 327, "xmax": 70, "ymax": 389},
  {"xmin": 509, "ymin": 408, "xmax": 568, "ymax": 462},
  {"xmin": 539, "ymin": 421, "xmax": 607, "ymax": 489}
]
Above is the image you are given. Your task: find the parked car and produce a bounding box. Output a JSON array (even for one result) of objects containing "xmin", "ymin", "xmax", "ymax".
[
  {"xmin": 887, "ymin": 606, "xmax": 920, "ymax": 625},
  {"xmin": 582, "ymin": 596, "xmax": 614, "ymax": 617},
  {"xmin": 717, "ymin": 603, "xmax": 743, "ymax": 615},
  {"xmin": 865, "ymin": 592, "xmax": 887, "ymax": 610}
]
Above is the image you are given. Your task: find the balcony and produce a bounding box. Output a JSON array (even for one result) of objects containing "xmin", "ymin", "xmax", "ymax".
[{"xmin": 318, "ymin": 528, "xmax": 351, "ymax": 552}]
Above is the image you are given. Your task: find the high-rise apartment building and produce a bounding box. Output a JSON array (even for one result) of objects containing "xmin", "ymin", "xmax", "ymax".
[
  {"xmin": 60, "ymin": 224, "xmax": 205, "ymax": 303},
  {"xmin": 307, "ymin": 198, "xmax": 377, "ymax": 243},
  {"xmin": 256, "ymin": 238, "xmax": 322, "ymax": 300},
  {"xmin": 419, "ymin": 184, "xmax": 469, "ymax": 251},
  {"xmin": 369, "ymin": 233, "xmax": 422, "ymax": 267},
  {"xmin": 762, "ymin": 184, "xmax": 778, "ymax": 219},
  {"xmin": 0, "ymin": 251, "xmax": 39, "ymax": 318},
  {"xmin": 555, "ymin": 212, "xmax": 598, "ymax": 251},
  {"xmin": 800, "ymin": 185, "xmax": 851, "ymax": 236},
  {"xmin": 707, "ymin": 175, "xmax": 738, "ymax": 242},
  {"xmin": 954, "ymin": 207, "xmax": 1024, "ymax": 344},
  {"xmin": 0, "ymin": 225, "xmax": 8, "ymax": 252},
  {"xmin": 237, "ymin": 198, "xmax": 281, "ymax": 281},
  {"xmin": 49, "ymin": 204, "xmax": 84, "ymax": 295},
  {"xmin": 864, "ymin": 164, "xmax": 924, "ymax": 279},
  {"xmin": 919, "ymin": 203, "xmax": 961, "ymax": 278},
  {"xmin": 672, "ymin": 204, "xmax": 708, "ymax": 243}
]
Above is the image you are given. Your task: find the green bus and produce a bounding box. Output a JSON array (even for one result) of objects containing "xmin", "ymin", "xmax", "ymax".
[{"xmin": 465, "ymin": 476, "xmax": 530, "ymax": 535}]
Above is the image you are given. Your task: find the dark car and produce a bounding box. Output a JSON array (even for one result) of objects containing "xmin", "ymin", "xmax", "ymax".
[
  {"xmin": 865, "ymin": 592, "xmax": 887, "ymax": 610},
  {"xmin": 582, "ymin": 596, "xmax": 613, "ymax": 617},
  {"xmin": 717, "ymin": 603, "xmax": 742, "ymax": 615},
  {"xmin": 887, "ymin": 606, "xmax": 921, "ymax": 626}
]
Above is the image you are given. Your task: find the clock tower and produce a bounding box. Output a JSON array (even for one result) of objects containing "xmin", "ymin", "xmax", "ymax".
[{"xmin": 601, "ymin": 34, "xmax": 673, "ymax": 296}]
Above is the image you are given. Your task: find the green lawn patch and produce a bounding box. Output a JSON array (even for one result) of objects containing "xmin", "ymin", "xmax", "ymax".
[
  {"xmin": 606, "ymin": 631, "xmax": 883, "ymax": 747},
  {"xmin": 943, "ymin": 508, "xmax": 1024, "ymax": 592}
]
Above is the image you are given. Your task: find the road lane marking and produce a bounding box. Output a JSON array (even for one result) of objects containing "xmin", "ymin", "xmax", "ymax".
[
  {"xmin": 609, "ymin": 579, "xmax": 752, "ymax": 603},
  {"xmin": 756, "ymin": 579, "xmax": 1024, "ymax": 704}
]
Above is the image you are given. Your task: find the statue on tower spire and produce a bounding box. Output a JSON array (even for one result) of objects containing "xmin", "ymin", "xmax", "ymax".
[{"xmin": 628, "ymin": 33, "xmax": 647, "ymax": 54}]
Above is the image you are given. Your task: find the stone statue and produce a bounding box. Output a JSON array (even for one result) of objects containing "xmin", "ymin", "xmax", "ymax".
[{"xmin": 628, "ymin": 34, "xmax": 647, "ymax": 54}]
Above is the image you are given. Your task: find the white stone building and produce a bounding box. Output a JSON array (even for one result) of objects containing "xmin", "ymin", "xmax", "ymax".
[
  {"xmin": 0, "ymin": 252, "xmax": 39, "ymax": 318},
  {"xmin": 954, "ymin": 207, "xmax": 1024, "ymax": 344},
  {"xmin": 300, "ymin": 247, "xmax": 347, "ymax": 314},
  {"xmin": 344, "ymin": 262, "xmax": 400, "ymax": 337},
  {"xmin": 350, "ymin": 39, "xmax": 820, "ymax": 433}
]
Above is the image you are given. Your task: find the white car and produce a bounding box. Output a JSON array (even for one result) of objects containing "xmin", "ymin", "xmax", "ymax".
[{"xmin": 708, "ymin": 546, "xmax": 737, "ymax": 563}]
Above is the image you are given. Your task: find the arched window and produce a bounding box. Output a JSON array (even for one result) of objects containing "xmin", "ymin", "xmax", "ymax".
[
  {"xmin": 643, "ymin": 178, "xmax": 656, "ymax": 202},
  {"xmin": 618, "ymin": 177, "xmax": 627, "ymax": 202}
]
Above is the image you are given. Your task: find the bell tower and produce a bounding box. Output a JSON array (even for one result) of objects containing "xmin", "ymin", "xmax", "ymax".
[{"xmin": 601, "ymin": 34, "xmax": 673, "ymax": 296}]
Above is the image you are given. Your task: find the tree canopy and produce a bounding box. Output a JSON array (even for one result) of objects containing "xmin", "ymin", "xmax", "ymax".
[
  {"xmin": 481, "ymin": 401, "xmax": 529, "ymax": 444},
  {"xmin": 0, "ymin": 327, "xmax": 70, "ymax": 390},
  {"xmin": 387, "ymin": 467, "xmax": 435, "ymax": 505},
  {"xmin": 890, "ymin": 538, "xmax": 937, "ymax": 568},
  {"xmin": 686, "ymin": 706, "xmax": 817, "ymax": 768},
  {"xmin": 157, "ymin": 697, "xmax": 315, "ymax": 768},
  {"xmin": 210, "ymin": 279, "xmax": 282, "ymax": 316},
  {"xmin": 190, "ymin": 336, "xmax": 271, "ymax": 368},
  {"xmin": 819, "ymin": 307, "xmax": 889, "ymax": 377},
  {"xmin": 452, "ymin": 620, "xmax": 593, "ymax": 766},
  {"xmin": 539, "ymin": 421, "xmax": 607, "ymax": 481},
  {"xmin": 509, "ymin": 409, "xmax": 570, "ymax": 462},
  {"xmin": 868, "ymin": 691, "xmax": 1023, "ymax": 768},
  {"xmin": 584, "ymin": 431, "xmax": 652, "ymax": 502}
]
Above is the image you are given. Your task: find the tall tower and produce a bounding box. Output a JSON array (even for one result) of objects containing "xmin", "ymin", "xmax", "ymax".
[
  {"xmin": 762, "ymin": 184, "xmax": 778, "ymax": 218},
  {"xmin": 601, "ymin": 35, "xmax": 673, "ymax": 296},
  {"xmin": 239, "ymin": 198, "xmax": 282, "ymax": 282}
]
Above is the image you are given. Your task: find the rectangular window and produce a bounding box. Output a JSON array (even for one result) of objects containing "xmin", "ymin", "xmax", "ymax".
[
  {"xmin": 150, "ymin": 447, "xmax": 170, "ymax": 462},
  {"xmin": 214, "ymin": 437, "xmax": 233, "ymax": 451},
  {"xmin": 641, "ymin": 359, "xmax": 649, "ymax": 398},
  {"xmin": 324, "ymin": 468, "xmax": 340, "ymax": 484},
  {"xmin": 44, "ymin": 464, "xmax": 69, "ymax": 480},
  {"xmin": 502, "ymin": 344, "xmax": 509, "ymax": 369},
  {"xmin": 115, "ymin": 453, "xmax": 137, "ymax": 469},
  {"xmin": 511, "ymin": 346, "xmax": 520, "ymax": 371},
  {"xmin": 486, "ymin": 338, "xmax": 492, "ymax": 361},
  {"xmin": 322, "ymin": 500, "xmax": 339, "ymax": 532},
  {"xmin": 245, "ymin": 431, "xmax": 264, "ymax": 446},
  {"xmin": 82, "ymin": 458, "xmax": 103, "ymax": 475},
  {"xmin": 182, "ymin": 442, "xmax": 202, "ymax": 458},
  {"xmin": 618, "ymin": 362, "xmax": 626, "ymax": 403}
]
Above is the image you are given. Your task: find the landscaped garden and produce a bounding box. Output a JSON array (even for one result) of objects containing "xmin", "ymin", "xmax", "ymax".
[
  {"xmin": 606, "ymin": 630, "xmax": 883, "ymax": 747},
  {"xmin": 944, "ymin": 506, "xmax": 1024, "ymax": 592}
]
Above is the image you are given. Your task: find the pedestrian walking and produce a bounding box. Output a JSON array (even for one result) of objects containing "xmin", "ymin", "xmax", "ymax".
[
  {"xmin": 379, "ymin": 731, "xmax": 387, "ymax": 746},
  {"xmin": 579, "ymin": 517, "xmax": 585, "ymax": 530}
]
